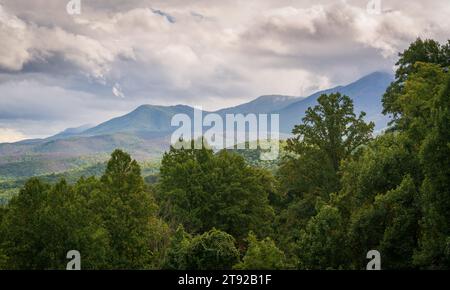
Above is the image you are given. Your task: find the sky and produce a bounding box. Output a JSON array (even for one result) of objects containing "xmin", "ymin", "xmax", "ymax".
[{"xmin": 0, "ymin": 0, "xmax": 449, "ymax": 142}]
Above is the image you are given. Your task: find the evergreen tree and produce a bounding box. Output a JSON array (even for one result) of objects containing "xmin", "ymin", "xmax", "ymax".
[{"xmin": 97, "ymin": 149, "xmax": 169, "ymax": 269}]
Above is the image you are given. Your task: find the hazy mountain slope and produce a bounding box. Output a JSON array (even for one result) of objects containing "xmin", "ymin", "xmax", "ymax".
[
  {"xmin": 276, "ymin": 72, "xmax": 393, "ymax": 133},
  {"xmin": 0, "ymin": 71, "xmax": 394, "ymax": 180},
  {"xmin": 0, "ymin": 132, "xmax": 169, "ymax": 178},
  {"xmin": 50, "ymin": 124, "xmax": 93, "ymax": 140},
  {"xmin": 214, "ymin": 95, "xmax": 300, "ymax": 115},
  {"xmin": 82, "ymin": 104, "xmax": 194, "ymax": 136}
]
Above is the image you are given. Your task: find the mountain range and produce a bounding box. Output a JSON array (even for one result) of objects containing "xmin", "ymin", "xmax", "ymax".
[{"xmin": 0, "ymin": 71, "xmax": 394, "ymax": 179}]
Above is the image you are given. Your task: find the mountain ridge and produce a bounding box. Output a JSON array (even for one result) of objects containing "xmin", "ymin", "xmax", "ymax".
[
  {"xmin": 45, "ymin": 71, "xmax": 393, "ymax": 140},
  {"xmin": 0, "ymin": 71, "xmax": 394, "ymax": 179}
]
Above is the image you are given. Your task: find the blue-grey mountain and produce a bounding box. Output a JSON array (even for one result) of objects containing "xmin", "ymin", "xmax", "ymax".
[{"xmin": 0, "ymin": 71, "xmax": 393, "ymax": 179}]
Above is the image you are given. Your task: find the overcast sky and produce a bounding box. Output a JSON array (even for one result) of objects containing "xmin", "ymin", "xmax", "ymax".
[{"xmin": 0, "ymin": 0, "xmax": 449, "ymax": 142}]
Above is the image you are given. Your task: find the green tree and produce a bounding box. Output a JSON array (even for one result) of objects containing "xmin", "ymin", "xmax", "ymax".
[
  {"xmin": 276, "ymin": 93, "xmax": 374, "ymax": 262},
  {"xmin": 184, "ymin": 228, "xmax": 240, "ymax": 270},
  {"xmin": 346, "ymin": 176, "xmax": 420, "ymax": 269},
  {"xmin": 297, "ymin": 204, "xmax": 349, "ymax": 269},
  {"xmin": 287, "ymin": 92, "xmax": 374, "ymax": 173},
  {"xmin": 338, "ymin": 133, "xmax": 421, "ymax": 215},
  {"xmin": 234, "ymin": 232, "xmax": 285, "ymax": 270},
  {"xmin": 163, "ymin": 225, "xmax": 192, "ymax": 270},
  {"xmin": 0, "ymin": 178, "xmax": 49, "ymax": 269},
  {"xmin": 96, "ymin": 149, "xmax": 169, "ymax": 269},
  {"xmin": 377, "ymin": 176, "xmax": 420, "ymax": 269},
  {"xmin": 414, "ymin": 74, "xmax": 450, "ymax": 269},
  {"xmin": 383, "ymin": 38, "xmax": 450, "ymax": 124},
  {"xmin": 389, "ymin": 62, "xmax": 447, "ymax": 138},
  {"xmin": 0, "ymin": 178, "xmax": 111, "ymax": 269},
  {"xmin": 157, "ymin": 146, "xmax": 274, "ymax": 241}
]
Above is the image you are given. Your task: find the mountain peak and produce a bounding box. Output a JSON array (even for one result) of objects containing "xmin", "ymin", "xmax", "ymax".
[
  {"xmin": 352, "ymin": 71, "xmax": 394, "ymax": 84},
  {"xmin": 214, "ymin": 94, "xmax": 300, "ymax": 115}
]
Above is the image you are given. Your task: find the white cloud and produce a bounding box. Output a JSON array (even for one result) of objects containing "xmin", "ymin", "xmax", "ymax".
[
  {"xmin": 0, "ymin": 5, "xmax": 31, "ymax": 71},
  {"xmin": 0, "ymin": 4, "xmax": 135, "ymax": 79},
  {"xmin": 0, "ymin": 128, "xmax": 26, "ymax": 143},
  {"xmin": 0, "ymin": 0, "xmax": 448, "ymax": 140},
  {"xmin": 112, "ymin": 83, "xmax": 125, "ymax": 98}
]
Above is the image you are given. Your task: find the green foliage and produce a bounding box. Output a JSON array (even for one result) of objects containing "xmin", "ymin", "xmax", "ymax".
[
  {"xmin": 163, "ymin": 227, "xmax": 242, "ymax": 270},
  {"xmin": 225, "ymin": 140, "xmax": 287, "ymax": 172},
  {"xmin": 184, "ymin": 228, "xmax": 240, "ymax": 270},
  {"xmin": 414, "ymin": 74, "xmax": 450, "ymax": 269},
  {"xmin": 0, "ymin": 37, "xmax": 448, "ymax": 271},
  {"xmin": 0, "ymin": 155, "xmax": 108, "ymax": 180},
  {"xmin": 376, "ymin": 176, "xmax": 420, "ymax": 269},
  {"xmin": 274, "ymin": 45, "xmax": 449, "ymax": 270},
  {"xmin": 287, "ymin": 92, "xmax": 374, "ymax": 172},
  {"xmin": 297, "ymin": 205, "xmax": 349, "ymax": 269},
  {"xmin": 346, "ymin": 176, "xmax": 420, "ymax": 269},
  {"xmin": 338, "ymin": 133, "xmax": 421, "ymax": 214},
  {"xmin": 0, "ymin": 157, "xmax": 160, "ymax": 204},
  {"xmin": 383, "ymin": 38, "xmax": 450, "ymax": 124},
  {"xmin": 0, "ymin": 178, "xmax": 111, "ymax": 269},
  {"xmin": 337, "ymin": 45, "xmax": 448, "ymax": 270},
  {"xmin": 0, "ymin": 150, "xmax": 169, "ymax": 269},
  {"xmin": 93, "ymin": 149, "xmax": 169, "ymax": 269},
  {"xmin": 394, "ymin": 63, "xmax": 447, "ymax": 139},
  {"xmin": 163, "ymin": 225, "xmax": 192, "ymax": 270},
  {"xmin": 234, "ymin": 232, "xmax": 285, "ymax": 270},
  {"xmin": 276, "ymin": 92, "xmax": 374, "ymax": 263},
  {"xmin": 157, "ymin": 146, "xmax": 274, "ymax": 241}
]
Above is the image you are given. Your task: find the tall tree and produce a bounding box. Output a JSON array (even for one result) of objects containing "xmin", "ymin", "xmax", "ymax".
[
  {"xmin": 383, "ymin": 38, "xmax": 450, "ymax": 124},
  {"xmin": 96, "ymin": 149, "xmax": 169, "ymax": 269},
  {"xmin": 276, "ymin": 93, "xmax": 374, "ymax": 261},
  {"xmin": 287, "ymin": 92, "xmax": 374, "ymax": 173},
  {"xmin": 157, "ymin": 146, "xmax": 274, "ymax": 241},
  {"xmin": 414, "ymin": 74, "xmax": 450, "ymax": 269}
]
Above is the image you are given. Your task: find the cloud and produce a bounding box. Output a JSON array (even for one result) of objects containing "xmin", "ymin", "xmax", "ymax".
[
  {"xmin": 112, "ymin": 83, "xmax": 125, "ymax": 98},
  {"xmin": 0, "ymin": 128, "xmax": 26, "ymax": 143},
  {"xmin": 0, "ymin": 5, "xmax": 32, "ymax": 71},
  {"xmin": 0, "ymin": 79, "xmax": 132, "ymax": 137},
  {"xmin": 0, "ymin": 4, "xmax": 135, "ymax": 79},
  {"xmin": 237, "ymin": 2, "xmax": 429, "ymax": 82},
  {"xmin": 0, "ymin": 0, "xmax": 448, "ymax": 140}
]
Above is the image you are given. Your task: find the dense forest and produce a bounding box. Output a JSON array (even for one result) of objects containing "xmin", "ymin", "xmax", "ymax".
[{"xmin": 0, "ymin": 38, "xmax": 449, "ymax": 270}]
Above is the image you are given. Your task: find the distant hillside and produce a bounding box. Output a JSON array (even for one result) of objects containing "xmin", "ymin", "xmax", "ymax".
[
  {"xmin": 214, "ymin": 95, "xmax": 300, "ymax": 115},
  {"xmin": 276, "ymin": 72, "xmax": 393, "ymax": 133},
  {"xmin": 83, "ymin": 104, "xmax": 194, "ymax": 135},
  {"xmin": 50, "ymin": 124, "xmax": 93, "ymax": 140},
  {"xmin": 0, "ymin": 71, "xmax": 393, "ymax": 181}
]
